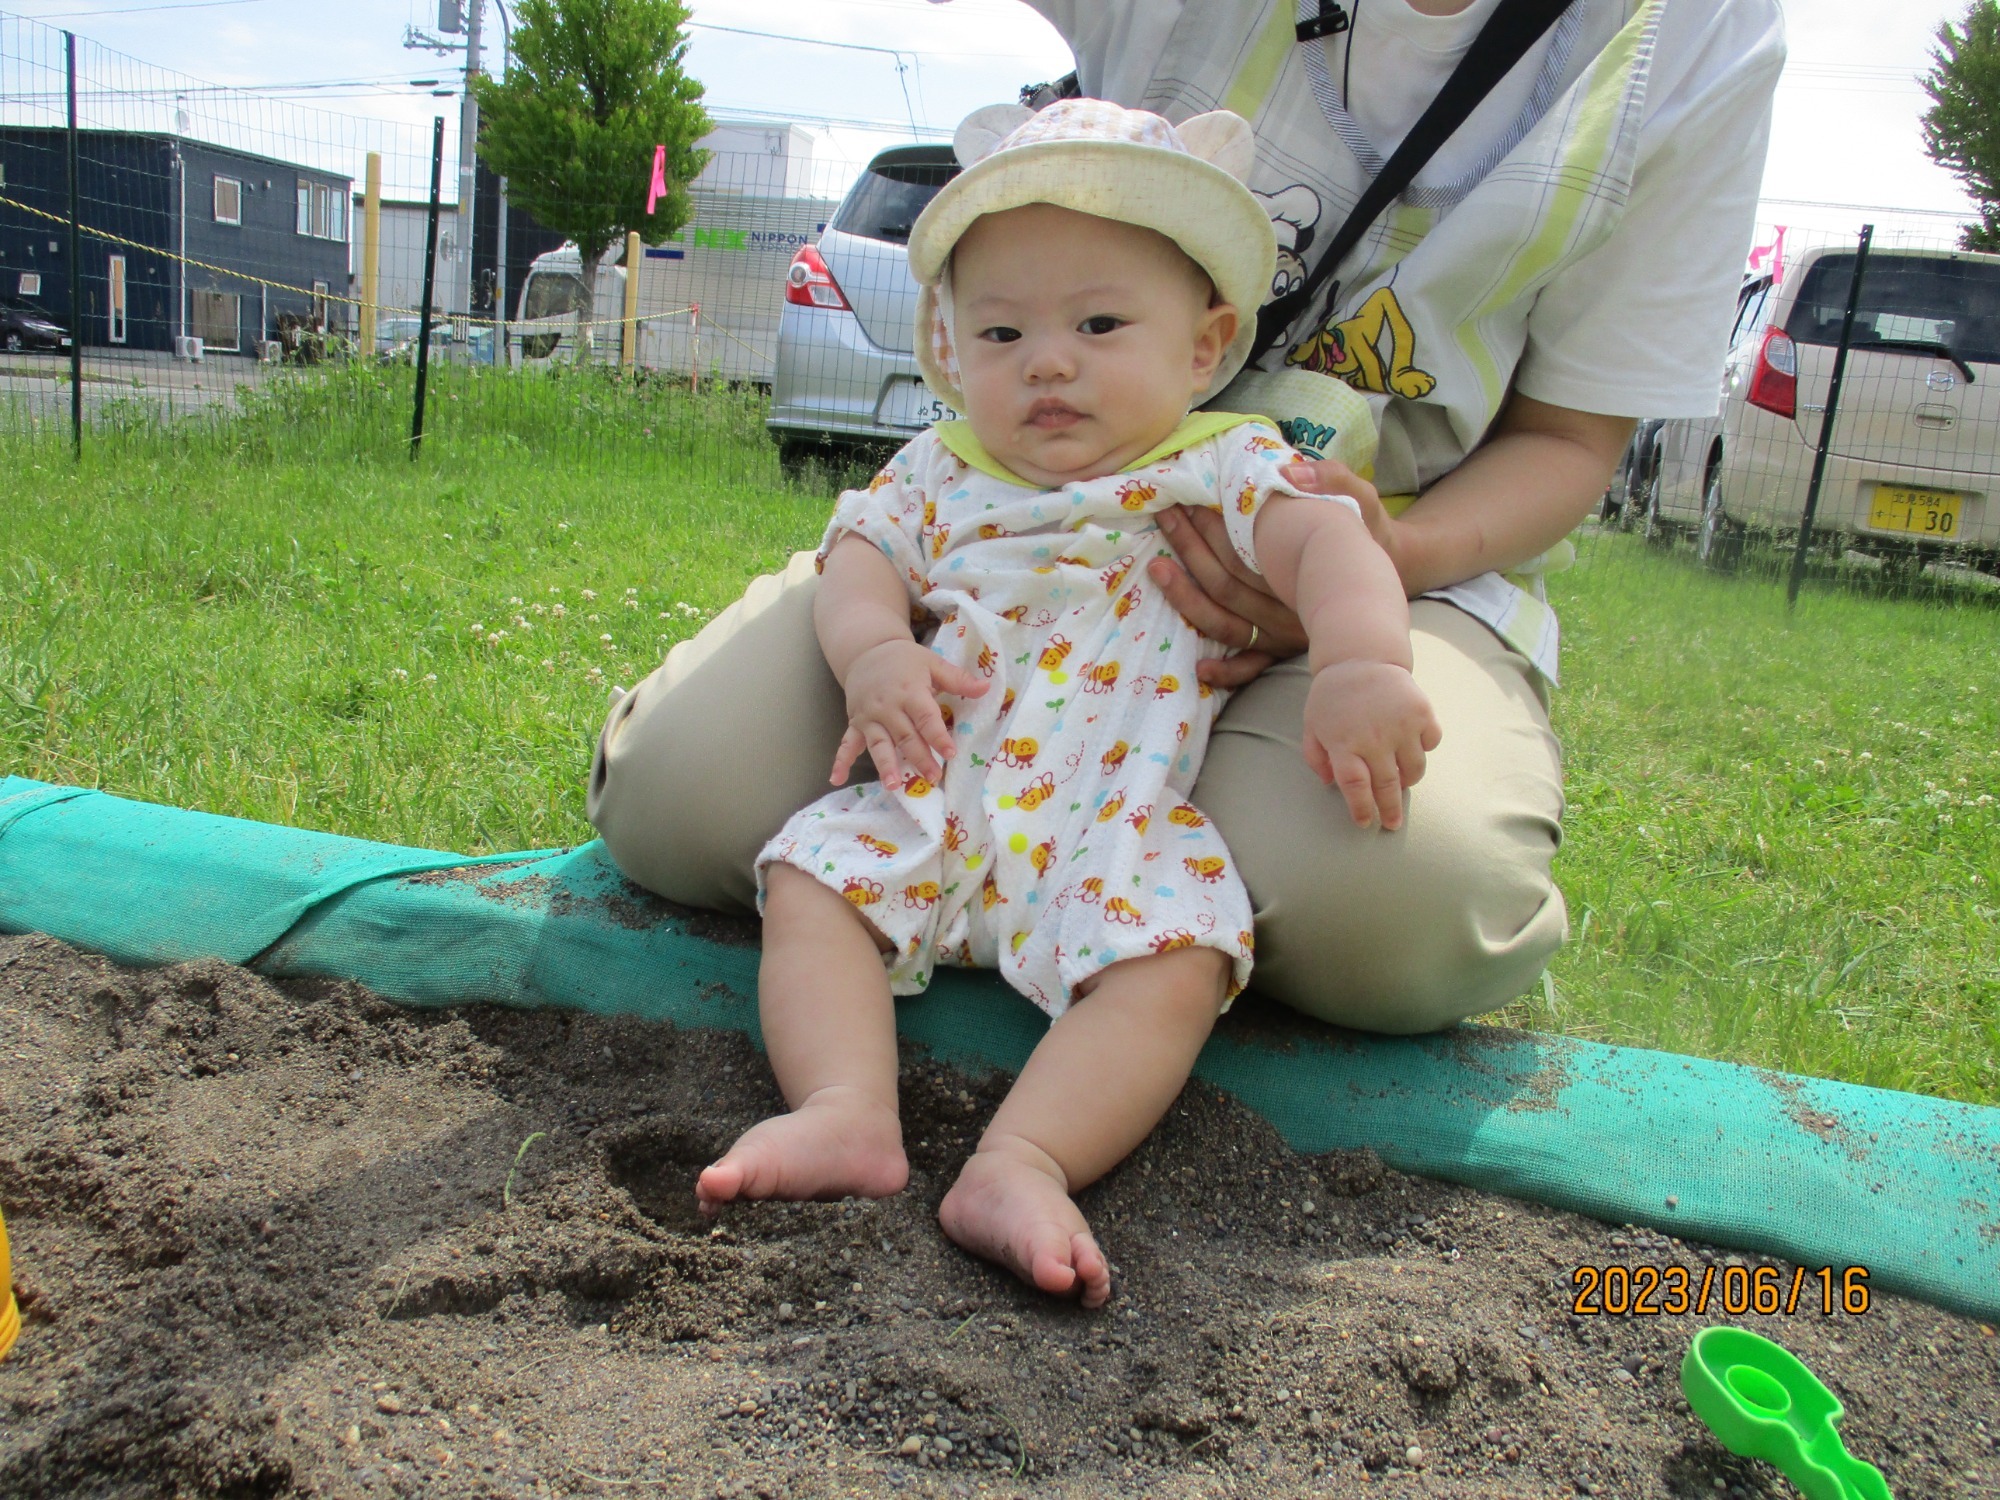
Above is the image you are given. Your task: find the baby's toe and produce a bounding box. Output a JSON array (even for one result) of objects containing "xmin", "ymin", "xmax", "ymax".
[
  {"xmin": 1023, "ymin": 1224, "xmax": 1081, "ymax": 1296},
  {"xmin": 1072, "ymin": 1233, "xmax": 1111, "ymax": 1309},
  {"xmin": 695, "ymin": 1159, "xmax": 744, "ymax": 1212}
]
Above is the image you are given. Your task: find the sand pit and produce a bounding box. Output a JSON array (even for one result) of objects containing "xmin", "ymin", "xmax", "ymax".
[{"xmin": 1, "ymin": 930, "xmax": 1994, "ymax": 1498}]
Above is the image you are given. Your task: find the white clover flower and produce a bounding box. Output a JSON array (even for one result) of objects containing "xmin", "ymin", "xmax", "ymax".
[
  {"xmin": 470, "ymin": 623, "xmax": 484, "ymax": 635},
  {"xmin": 508, "ymin": 596, "xmax": 523, "ymax": 606},
  {"xmin": 1858, "ymin": 751, "xmax": 1872, "ymax": 761},
  {"xmin": 549, "ymin": 585, "xmax": 562, "ymax": 594},
  {"xmin": 550, "ymin": 603, "xmax": 567, "ymax": 618},
  {"xmin": 659, "ymin": 611, "xmax": 670, "ymax": 619},
  {"xmin": 623, "ymin": 598, "xmax": 639, "ymax": 609},
  {"xmin": 625, "ymin": 587, "xmax": 638, "ymax": 596},
  {"xmin": 423, "ymin": 673, "xmax": 437, "ymax": 683},
  {"xmin": 585, "ymin": 666, "xmax": 604, "ymax": 682},
  {"xmin": 533, "ymin": 603, "xmax": 547, "ymax": 615},
  {"xmin": 541, "ymin": 658, "xmax": 554, "ymax": 669},
  {"xmin": 1813, "ymin": 759, "xmax": 1827, "ymax": 771},
  {"xmin": 390, "ymin": 668, "xmax": 409, "ymax": 680},
  {"xmin": 581, "ymin": 588, "xmax": 598, "ymax": 600}
]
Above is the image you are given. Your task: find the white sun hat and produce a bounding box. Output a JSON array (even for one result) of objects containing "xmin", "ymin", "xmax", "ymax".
[{"xmin": 907, "ymin": 98, "xmax": 1276, "ymax": 413}]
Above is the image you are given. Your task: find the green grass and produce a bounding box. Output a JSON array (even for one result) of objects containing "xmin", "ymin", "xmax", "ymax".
[
  {"xmin": 1500, "ymin": 532, "xmax": 1999, "ymax": 1104},
  {"xmin": 1, "ymin": 371, "xmax": 1994, "ymax": 1104},
  {"xmin": 1, "ymin": 363, "xmax": 833, "ymax": 853}
]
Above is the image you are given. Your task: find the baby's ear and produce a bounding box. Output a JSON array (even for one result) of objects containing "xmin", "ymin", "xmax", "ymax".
[
  {"xmin": 1177, "ymin": 111, "xmax": 1256, "ymax": 183},
  {"xmin": 1192, "ymin": 301, "xmax": 1239, "ymax": 384}
]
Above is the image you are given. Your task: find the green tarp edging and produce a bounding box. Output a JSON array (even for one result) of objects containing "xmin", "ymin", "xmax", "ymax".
[{"xmin": 2, "ymin": 774, "xmax": 1995, "ymax": 1320}]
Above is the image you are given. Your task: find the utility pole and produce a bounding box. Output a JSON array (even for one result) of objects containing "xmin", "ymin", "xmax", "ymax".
[
  {"xmin": 457, "ymin": 0, "xmax": 482, "ymax": 319},
  {"xmin": 408, "ymin": 2, "xmax": 480, "ymax": 318}
]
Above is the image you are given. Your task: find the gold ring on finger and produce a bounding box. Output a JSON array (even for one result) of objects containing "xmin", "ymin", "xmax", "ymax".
[{"xmin": 1247, "ymin": 623, "xmax": 1261, "ymax": 651}]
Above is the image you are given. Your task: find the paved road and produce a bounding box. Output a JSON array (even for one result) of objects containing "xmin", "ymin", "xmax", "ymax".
[{"xmin": 0, "ymin": 348, "xmax": 286, "ymax": 431}]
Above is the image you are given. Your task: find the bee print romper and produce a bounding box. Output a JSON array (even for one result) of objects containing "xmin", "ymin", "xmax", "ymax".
[{"xmin": 756, "ymin": 418, "xmax": 1354, "ymax": 1017}]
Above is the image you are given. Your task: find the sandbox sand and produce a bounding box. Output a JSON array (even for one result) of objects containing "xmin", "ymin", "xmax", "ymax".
[{"xmin": 1, "ymin": 930, "xmax": 1993, "ymax": 1498}]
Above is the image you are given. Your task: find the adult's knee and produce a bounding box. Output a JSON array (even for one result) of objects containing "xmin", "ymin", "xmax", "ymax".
[
  {"xmin": 1254, "ymin": 813, "xmax": 1567, "ymax": 1033},
  {"xmin": 587, "ymin": 553, "xmax": 848, "ymax": 914}
]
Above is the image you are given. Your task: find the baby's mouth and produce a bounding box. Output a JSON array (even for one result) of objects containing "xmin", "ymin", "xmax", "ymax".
[{"xmin": 1025, "ymin": 399, "xmax": 1084, "ymax": 429}]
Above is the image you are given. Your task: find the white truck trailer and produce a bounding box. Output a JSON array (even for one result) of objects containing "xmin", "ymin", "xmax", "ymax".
[{"xmin": 511, "ymin": 188, "xmax": 837, "ymax": 382}]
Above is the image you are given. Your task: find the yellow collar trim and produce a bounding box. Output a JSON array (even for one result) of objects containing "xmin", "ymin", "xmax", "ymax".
[{"xmin": 933, "ymin": 411, "xmax": 1279, "ymax": 489}]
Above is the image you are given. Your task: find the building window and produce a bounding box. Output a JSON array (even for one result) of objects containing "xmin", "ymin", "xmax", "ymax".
[
  {"xmin": 18, "ymin": 273, "xmax": 40, "ymax": 297},
  {"xmin": 214, "ymin": 175, "xmax": 242, "ymax": 225},
  {"xmin": 108, "ymin": 256, "xmax": 128, "ymax": 344},
  {"xmin": 193, "ymin": 290, "xmax": 240, "ymax": 352},
  {"xmin": 294, "ymin": 178, "xmax": 348, "ymax": 241}
]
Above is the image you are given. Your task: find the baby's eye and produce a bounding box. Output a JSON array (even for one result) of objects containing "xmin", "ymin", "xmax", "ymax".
[
  {"xmin": 1079, "ymin": 315, "xmax": 1125, "ymax": 336},
  {"xmin": 979, "ymin": 326, "xmax": 1021, "ymax": 343}
]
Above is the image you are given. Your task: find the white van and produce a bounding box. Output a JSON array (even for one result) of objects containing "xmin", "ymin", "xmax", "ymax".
[
  {"xmin": 1644, "ymin": 244, "xmax": 2000, "ymax": 574},
  {"xmin": 512, "ymin": 187, "xmax": 840, "ymax": 382}
]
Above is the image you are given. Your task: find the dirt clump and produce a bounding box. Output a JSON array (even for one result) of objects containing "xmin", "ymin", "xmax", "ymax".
[{"xmin": 1, "ymin": 931, "xmax": 1995, "ymax": 1498}]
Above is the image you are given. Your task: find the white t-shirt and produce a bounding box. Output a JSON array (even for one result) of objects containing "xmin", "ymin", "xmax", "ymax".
[
  {"xmin": 973, "ymin": 0, "xmax": 1783, "ymax": 680},
  {"xmin": 1018, "ymin": 0, "xmax": 1784, "ymax": 442}
]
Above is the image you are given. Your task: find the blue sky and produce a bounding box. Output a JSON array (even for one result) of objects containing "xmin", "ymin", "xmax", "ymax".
[{"xmin": 3, "ymin": 0, "xmax": 1979, "ymax": 241}]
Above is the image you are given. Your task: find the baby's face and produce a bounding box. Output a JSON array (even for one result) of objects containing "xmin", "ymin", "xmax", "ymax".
[{"xmin": 950, "ymin": 204, "xmax": 1236, "ymax": 489}]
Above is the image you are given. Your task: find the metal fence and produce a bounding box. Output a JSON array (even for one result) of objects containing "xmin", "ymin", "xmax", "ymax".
[
  {"xmin": 4, "ymin": 13, "xmax": 1997, "ymax": 610},
  {"xmin": 1571, "ymin": 220, "xmax": 2000, "ymax": 609}
]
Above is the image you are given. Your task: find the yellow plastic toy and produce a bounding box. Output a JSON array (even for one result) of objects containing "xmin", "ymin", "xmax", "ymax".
[{"xmin": 0, "ymin": 1203, "xmax": 18, "ymax": 1359}]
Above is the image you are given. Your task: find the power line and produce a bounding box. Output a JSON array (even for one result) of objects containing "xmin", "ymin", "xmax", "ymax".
[{"xmin": 7, "ymin": 0, "xmax": 275, "ymax": 16}]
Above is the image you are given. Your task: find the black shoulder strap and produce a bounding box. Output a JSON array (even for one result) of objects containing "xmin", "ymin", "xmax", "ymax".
[{"xmin": 1250, "ymin": 0, "xmax": 1578, "ymax": 366}]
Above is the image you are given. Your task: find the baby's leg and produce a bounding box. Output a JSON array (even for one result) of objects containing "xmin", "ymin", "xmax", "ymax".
[
  {"xmin": 938, "ymin": 947, "xmax": 1228, "ymax": 1308},
  {"xmin": 697, "ymin": 864, "xmax": 908, "ymax": 1211}
]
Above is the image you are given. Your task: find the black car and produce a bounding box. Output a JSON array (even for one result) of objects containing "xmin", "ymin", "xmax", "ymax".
[{"xmin": 0, "ymin": 298, "xmax": 70, "ymax": 353}]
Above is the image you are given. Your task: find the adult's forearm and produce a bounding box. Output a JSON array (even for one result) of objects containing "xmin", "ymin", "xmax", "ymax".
[{"xmin": 1389, "ymin": 396, "xmax": 1634, "ymax": 596}]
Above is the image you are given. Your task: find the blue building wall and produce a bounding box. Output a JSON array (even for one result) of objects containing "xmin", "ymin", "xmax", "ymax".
[{"xmin": 0, "ymin": 129, "xmax": 349, "ymax": 355}]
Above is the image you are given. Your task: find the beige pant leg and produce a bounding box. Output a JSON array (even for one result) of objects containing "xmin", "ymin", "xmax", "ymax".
[
  {"xmin": 587, "ymin": 551, "xmax": 850, "ymax": 914},
  {"xmin": 1193, "ymin": 599, "xmax": 1567, "ymax": 1033}
]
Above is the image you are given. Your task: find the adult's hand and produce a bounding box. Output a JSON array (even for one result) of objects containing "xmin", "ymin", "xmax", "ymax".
[
  {"xmin": 1148, "ymin": 505, "xmax": 1303, "ymax": 689},
  {"xmin": 1150, "ymin": 457, "xmax": 1390, "ymax": 688}
]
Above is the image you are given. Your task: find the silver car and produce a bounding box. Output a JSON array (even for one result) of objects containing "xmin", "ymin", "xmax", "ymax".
[{"xmin": 767, "ymin": 144, "xmax": 959, "ymax": 470}]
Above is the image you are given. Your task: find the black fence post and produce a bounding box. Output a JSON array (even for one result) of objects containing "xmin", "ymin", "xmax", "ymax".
[
  {"xmin": 411, "ymin": 116, "xmax": 445, "ymax": 460},
  {"xmin": 64, "ymin": 32, "xmax": 83, "ymax": 460},
  {"xmin": 1787, "ymin": 223, "xmax": 1873, "ymax": 610}
]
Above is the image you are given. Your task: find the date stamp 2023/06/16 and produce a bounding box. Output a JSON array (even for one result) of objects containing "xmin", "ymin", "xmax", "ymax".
[{"xmin": 1570, "ymin": 1263, "xmax": 1873, "ymax": 1318}]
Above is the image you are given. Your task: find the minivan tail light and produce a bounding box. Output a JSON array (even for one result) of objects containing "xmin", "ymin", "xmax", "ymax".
[
  {"xmin": 785, "ymin": 246, "xmax": 850, "ymax": 311},
  {"xmin": 1746, "ymin": 327, "xmax": 1797, "ymax": 418}
]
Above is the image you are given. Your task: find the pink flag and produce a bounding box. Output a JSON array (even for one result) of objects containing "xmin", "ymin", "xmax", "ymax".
[
  {"xmin": 1747, "ymin": 224, "xmax": 1787, "ymax": 287},
  {"xmin": 646, "ymin": 144, "xmax": 668, "ymax": 216}
]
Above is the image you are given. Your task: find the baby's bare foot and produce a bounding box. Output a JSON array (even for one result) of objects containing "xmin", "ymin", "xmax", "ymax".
[
  {"xmin": 938, "ymin": 1138, "xmax": 1111, "ymax": 1308},
  {"xmin": 696, "ymin": 1087, "xmax": 907, "ymax": 1214}
]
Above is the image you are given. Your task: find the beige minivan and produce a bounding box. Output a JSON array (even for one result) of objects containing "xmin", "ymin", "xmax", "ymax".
[{"xmin": 1642, "ymin": 244, "xmax": 2000, "ymax": 574}]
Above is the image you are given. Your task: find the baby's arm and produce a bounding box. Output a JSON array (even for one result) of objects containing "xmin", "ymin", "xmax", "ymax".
[
  {"xmin": 815, "ymin": 534, "xmax": 987, "ymax": 790},
  {"xmin": 1252, "ymin": 497, "xmax": 1442, "ymax": 830}
]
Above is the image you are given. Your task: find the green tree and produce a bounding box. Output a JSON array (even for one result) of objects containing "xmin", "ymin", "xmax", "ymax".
[
  {"xmin": 473, "ymin": 0, "xmax": 710, "ymax": 350},
  {"xmin": 1922, "ymin": 0, "xmax": 2000, "ymax": 251}
]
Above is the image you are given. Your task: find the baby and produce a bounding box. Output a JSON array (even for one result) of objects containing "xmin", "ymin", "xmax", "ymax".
[{"xmin": 697, "ymin": 100, "xmax": 1439, "ymax": 1307}]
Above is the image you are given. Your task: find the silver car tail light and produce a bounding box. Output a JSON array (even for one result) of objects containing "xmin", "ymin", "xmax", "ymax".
[{"xmin": 785, "ymin": 247, "xmax": 852, "ymax": 312}]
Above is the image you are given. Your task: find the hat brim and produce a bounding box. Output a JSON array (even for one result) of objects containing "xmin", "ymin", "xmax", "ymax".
[{"xmin": 908, "ymin": 139, "xmax": 1276, "ymax": 411}]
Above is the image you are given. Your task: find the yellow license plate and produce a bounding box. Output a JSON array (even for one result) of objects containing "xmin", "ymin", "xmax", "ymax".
[{"xmin": 1868, "ymin": 485, "xmax": 1963, "ymax": 538}]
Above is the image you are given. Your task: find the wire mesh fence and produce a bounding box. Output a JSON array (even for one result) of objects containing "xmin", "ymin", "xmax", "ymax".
[
  {"xmin": 1567, "ymin": 220, "xmax": 2000, "ymax": 611},
  {"xmin": 4, "ymin": 11, "xmax": 1998, "ymax": 614}
]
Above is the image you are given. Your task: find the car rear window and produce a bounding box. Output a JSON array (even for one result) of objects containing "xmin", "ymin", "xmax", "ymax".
[
  {"xmin": 832, "ymin": 150, "xmax": 958, "ymax": 245},
  {"xmin": 1784, "ymin": 253, "xmax": 2000, "ymax": 366}
]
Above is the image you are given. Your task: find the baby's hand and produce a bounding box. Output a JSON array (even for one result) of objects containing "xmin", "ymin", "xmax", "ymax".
[
  {"xmin": 833, "ymin": 640, "xmax": 989, "ymax": 790},
  {"xmin": 1301, "ymin": 661, "xmax": 1442, "ymax": 831}
]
